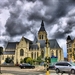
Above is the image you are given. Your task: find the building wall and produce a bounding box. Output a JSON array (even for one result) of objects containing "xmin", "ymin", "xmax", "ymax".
[
  {"xmin": 38, "ymin": 31, "xmax": 47, "ymax": 40},
  {"xmin": 1, "ymin": 54, "xmax": 15, "ymax": 64},
  {"xmin": 1, "ymin": 29, "xmax": 64, "ymax": 64},
  {"xmin": 67, "ymin": 39, "xmax": 75, "ymax": 62}
]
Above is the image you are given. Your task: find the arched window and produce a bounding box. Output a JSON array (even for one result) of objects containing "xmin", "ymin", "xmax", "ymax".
[
  {"xmin": 41, "ymin": 50, "xmax": 44, "ymax": 58},
  {"xmin": 51, "ymin": 50, "xmax": 54, "ymax": 56},
  {"xmin": 31, "ymin": 52, "xmax": 33, "ymax": 59},
  {"xmin": 20, "ymin": 49, "xmax": 24, "ymax": 56},
  {"xmin": 37, "ymin": 52, "xmax": 39, "ymax": 58},
  {"xmin": 34, "ymin": 52, "xmax": 36, "ymax": 59},
  {"xmin": 56, "ymin": 50, "xmax": 58, "ymax": 57},
  {"xmin": 42, "ymin": 35, "xmax": 43, "ymax": 39}
]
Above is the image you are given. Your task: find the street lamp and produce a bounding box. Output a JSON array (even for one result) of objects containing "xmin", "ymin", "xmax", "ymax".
[
  {"xmin": 0, "ymin": 47, "xmax": 3, "ymax": 74},
  {"xmin": 45, "ymin": 38, "xmax": 50, "ymax": 75}
]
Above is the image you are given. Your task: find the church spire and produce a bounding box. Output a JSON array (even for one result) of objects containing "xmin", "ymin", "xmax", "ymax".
[
  {"xmin": 38, "ymin": 20, "xmax": 47, "ymax": 41},
  {"xmin": 41, "ymin": 20, "xmax": 44, "ymax": 26},
  {"xmin": 39, "ymin": 20, "xmax": 46, "ymax": 32}
]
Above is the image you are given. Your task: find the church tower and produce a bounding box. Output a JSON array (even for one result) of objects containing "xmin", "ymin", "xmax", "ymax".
[{"xmin": 38, "ymin": 20, "xmax": 47, "ymax": 41}]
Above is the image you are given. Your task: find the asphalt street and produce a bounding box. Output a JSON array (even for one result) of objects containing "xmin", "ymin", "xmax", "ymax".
[
  {"xmin": 1, "ymin": 67, "xmax": 74, "ymax": 75},
  {"xmin": 1, "ymin": 70, "xmax": 73, "ymax": 75}
]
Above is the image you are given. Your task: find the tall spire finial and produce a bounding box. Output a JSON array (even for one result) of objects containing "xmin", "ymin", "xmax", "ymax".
[{"xmin": 41, "ymin": 20, "xmax": 44, "ymax": 26}]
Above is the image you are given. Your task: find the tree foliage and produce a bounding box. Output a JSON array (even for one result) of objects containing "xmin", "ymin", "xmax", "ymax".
[
  {"xmin": 24, "ymin": 57, "xmax": 29, "ymax": 63},
  {"xmin": 26, "ymin": 57, "xmax": 33, "ymax": 65},
  {"xmin": 37, "ymin": 56, "xmax": 42, "ymax": 60},
  {"xmin": 20, "ymin": 58, "xmax": 24, "ymax": 63},
  {"xmin": 5, "ymin": 56, "xmax": 12, "ymax": 63},
  {"xmin": 0, "ymin": 47, "xmax": 3, "ymax": 55},
  {"xmin": 45, "ymin": 57, "xmax": 51, "ymax": 63}
]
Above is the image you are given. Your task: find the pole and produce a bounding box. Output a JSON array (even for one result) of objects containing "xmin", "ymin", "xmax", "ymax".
[
  {"xmin": 0, "ymin": 55, "xmax": 1, "ymax": 73},
  {"xmin": 46, "ymin": 38, "xmax": 50, "ymax": 75}
]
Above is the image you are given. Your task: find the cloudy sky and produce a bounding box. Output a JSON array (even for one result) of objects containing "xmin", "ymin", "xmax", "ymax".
[{"xmin": 0, "ymin": 0, "xmax": 75, "ymax": 57}]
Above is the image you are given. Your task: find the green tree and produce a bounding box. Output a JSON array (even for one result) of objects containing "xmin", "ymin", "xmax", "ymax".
[
  {"xmin": 37, "ymin": 56, "xmax": 43, "ymax": 64},
  {"xmin": 37, "ymin": 56, "xmax": 41, "ymax": 60},
  {"xmin": 24, "ymin": 57, "xmax": 29, "ymax": 63},
  {"xmin": 45, "ymin": 57, "xmax": 51, "ymax": 62},
  {"xmin": 26, "ymin": 57, "xmax": 33, "ymax": 65},
  {"xmin": 5, "ymin": 56, "xmax": 11, "ymax": 63},
  {"xmin": 0, "ymin": 47, "xmax": 3, "ymax": 74},
  {"xmin": 20, "ymin": 58, "xmax": 24, "ymax": 63}
]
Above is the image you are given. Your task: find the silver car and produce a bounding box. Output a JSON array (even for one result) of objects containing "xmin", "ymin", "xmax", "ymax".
[{"xmin": 55, "ymin": 61, "xmax": 75, "ymax": 74}]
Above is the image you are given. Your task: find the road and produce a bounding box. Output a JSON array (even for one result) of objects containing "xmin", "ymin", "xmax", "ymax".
[{"xmin": 1, "ymin": 67, "xmax": 74, "ymax": 75}]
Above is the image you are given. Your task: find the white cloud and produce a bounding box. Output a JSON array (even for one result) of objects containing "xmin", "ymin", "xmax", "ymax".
[
  {"xmin": 0, "ymin": 8, "xmax": 10, "ymax": 26},
  {"xmin": 57, "ymin": 39, "xmax": 67, "ymax": 57},
  {"xmin": 50, "ymin": 24, "xmax": 58, "ymax": 34}
]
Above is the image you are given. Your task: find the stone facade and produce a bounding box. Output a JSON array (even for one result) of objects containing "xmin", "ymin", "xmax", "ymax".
[
  {"xmin": 1, "ymin": 20, "xmax": 64, "ymax": 64},
  {"xmin": 67, "ymin": 35, "xmax": 75, "ymax": 62}
]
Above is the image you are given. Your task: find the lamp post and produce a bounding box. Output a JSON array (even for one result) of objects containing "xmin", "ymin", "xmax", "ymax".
[
  {"xmin": 45, "ymin": 38, "xmax": 50, "ymax": 75},
  {"xmin": 0, "ymin": 47, "xmax": 3, "ymax": 74}
]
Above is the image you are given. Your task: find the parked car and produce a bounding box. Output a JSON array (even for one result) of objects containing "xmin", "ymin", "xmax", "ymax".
[
  {"xmin": 49, "ymin": 63, "xmax": 55, "ymax": 70},
  {"xmin": 19, "ymin": 63, "xmax": 35, "ymax": 69},
  {"xmin": 54, "ymin": 61, "xmax": 75, "ymax": 74}
]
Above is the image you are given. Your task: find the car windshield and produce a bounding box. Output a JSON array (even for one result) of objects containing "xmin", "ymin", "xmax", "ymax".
[{"xmin": 70, "ymin": 62, "xmax": 75, "ymax": 66}]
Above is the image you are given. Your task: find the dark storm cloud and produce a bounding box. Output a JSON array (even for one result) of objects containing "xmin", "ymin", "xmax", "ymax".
[
  {"xmin": 28, "ymin": 0, "xmax": 69, "ymax": 25},
  {"xmin": 5, "ymin": 18, "xmax": 32, "ymax": 37},
  {"xmin": 26, "ymin": 0, "xmax": 36, "ymax": 2},
  {"xmin": 52, "ymin": 16, "xmax": 75, "ymax": 39},
  {"xmin": 27, "ymin": 0, "xmax": 75, "ymax": 25},
  {"xmin": 4, "ymin": 0, "xmax": 33, "ymax": 37},
  {"xmin": 2, "ymin": 0, "xmax": 75, "ymax": 40},
  {"xmin": 0, "ymin": 0, "xmax": 17, "ymax": 8},
  {"xmin": 53, "ymin": 29, "xmax": 72, "ymax": 39}
]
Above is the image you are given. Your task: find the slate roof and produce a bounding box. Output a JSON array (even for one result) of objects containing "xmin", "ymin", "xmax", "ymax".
[
  {"xmin": 38, "ymin": 20, "xmax": 46, "ymax": 32},
  {"xmin": 29, "ymin": 44, "xmax": 39, "ymax": 50},
  {"xmin": 33, "ymin": 36, "xmax": 38, "ymax": 44},
  {"xmin": 38, "ymin": 40, "xmax": 46, "ymax": 48},
  {"xmin": 49, "ymin": 39, "xmax": 60, "ymax": 49},
  {"xmin": 3, "ymin": 51, "xmax": 15, "ymax": 55},
  {"xmin": 38, "ymin": 39, "xmax": 60, "ymax": 49},
  {"xmin": 23, "ymin": 37, "xmax": 33, "ymax": 44},
  {"xmin": 6, "ymin": 42, "xmax": 19, "ymax": 49}
]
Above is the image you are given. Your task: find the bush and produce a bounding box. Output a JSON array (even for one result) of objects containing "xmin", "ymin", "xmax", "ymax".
[
  {"xmin": 5, "ymin": 57, "xmax": 11, "ymax": 63},
  {"xmin": 37, "ymin": 56, "xmax": 44, "ymax": 64},
  {"xmin": 24, "ymin": 57, "xmax": 29, "ymax": 63},
  {"xmin": 26, "ymin": 57, "xmax": 33, "ymax": 65},
  {"xmin": 23, "ymin": 57, "xmax": 33, "ymax": 65},
  {"xmin": 20, "ymin": 58, "xmax": 24, "ymax": 63}
]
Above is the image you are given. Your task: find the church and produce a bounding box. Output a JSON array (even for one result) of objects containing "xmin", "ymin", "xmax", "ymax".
[{"xmin": 1, "ymin": 20, "xmax": 64, "ymax": 64}]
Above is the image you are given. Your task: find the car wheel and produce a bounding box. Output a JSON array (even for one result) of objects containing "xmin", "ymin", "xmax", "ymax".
[
  {"xmin": 56, "ymin": 68, "xmax": 60, "ymax": 73},
  {"xmin": 33, "ymin": 67, "xmax": 35, "ymax": 69},
  {"xmin": 21, "ymin": 67, "xmax": 23, "ymax": 69},
  {"xmin": 71, "ymin": 69, "xmax": 75, "ymax": 74}
]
